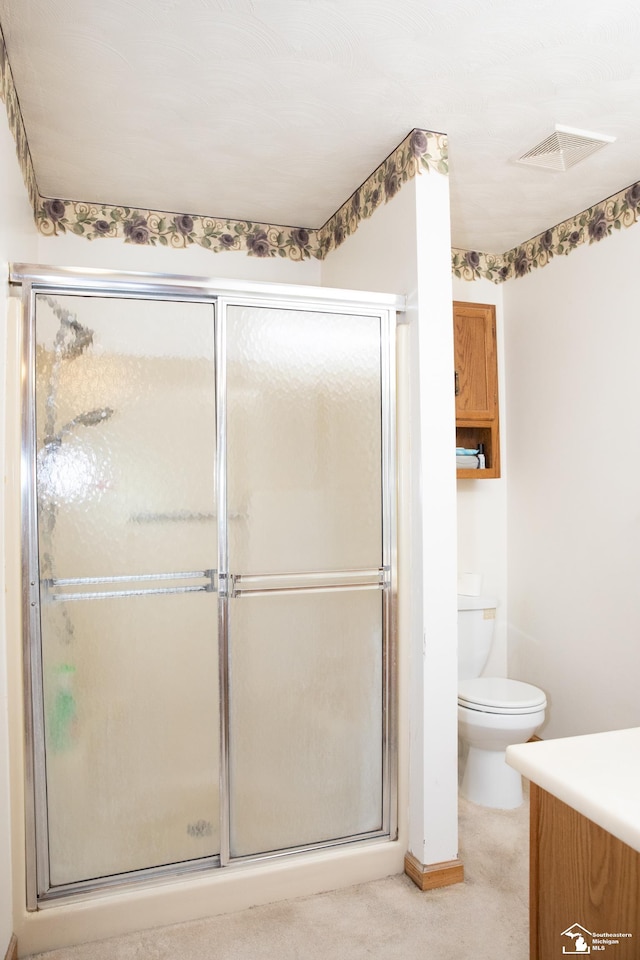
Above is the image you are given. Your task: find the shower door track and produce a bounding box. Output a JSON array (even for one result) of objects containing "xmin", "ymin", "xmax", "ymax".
[{"xmin": 13, "ymin": 264, "xmax": 400, "ymax": 909}]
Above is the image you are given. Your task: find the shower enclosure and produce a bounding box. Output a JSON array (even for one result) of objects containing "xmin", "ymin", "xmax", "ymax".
[{"xmin": 15, "ymin": 265, "xmax": 399, "ymax": 907}]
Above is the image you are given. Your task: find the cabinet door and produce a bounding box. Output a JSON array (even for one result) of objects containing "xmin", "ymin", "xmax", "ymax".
[{"xmin": 453, "ymin": 302, "xmax": 497, "ymax": 421}]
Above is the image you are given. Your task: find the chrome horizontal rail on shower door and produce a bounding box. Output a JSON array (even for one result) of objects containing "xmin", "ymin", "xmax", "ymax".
[
  {"xmin": 228, "ymin": 568, "xmax": 386, "ymax": 599},
  {"xmin": 43, "ymin": 569, "xmax": 218, "ymax": 602},
  {"xmin": 49, "ymin": 569, "xmax": 216, "ymax": 585},
  {"xmin": 48, "ymin": 585, "xmax": 213, "ymax": 602}
]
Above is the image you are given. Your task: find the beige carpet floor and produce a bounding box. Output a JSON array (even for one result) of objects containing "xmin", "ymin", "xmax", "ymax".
[{"xmin": 27, "ymin": 793, "xmax": 530, "ymax": 960}]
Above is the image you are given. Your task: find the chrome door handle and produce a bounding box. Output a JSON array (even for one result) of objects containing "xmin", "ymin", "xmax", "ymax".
[{"xmin": 42, "ymin": 569, "xmax": 217, "ymax": 602}]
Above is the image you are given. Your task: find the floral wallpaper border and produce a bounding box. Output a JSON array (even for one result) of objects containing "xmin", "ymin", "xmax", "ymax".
[
  {"xmin": 452, "ymin": 179, "xmax": 640, "ymax": 283},
  {"xmin": 0, "ymin": 26, "xmax": 446, "ymax": 262},
  {"xmin": 316, "ymin": 129, "xmax": 449, "ymax": 258}
]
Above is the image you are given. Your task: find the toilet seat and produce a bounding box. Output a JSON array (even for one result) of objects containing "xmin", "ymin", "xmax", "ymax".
[{"xmin": 458, "ymin": 677, "xmax": 547, "ymax": 715}]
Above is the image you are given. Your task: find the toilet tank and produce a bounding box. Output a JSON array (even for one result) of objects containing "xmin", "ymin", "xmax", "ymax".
[{"xmin": 457, "ymin": 594, "xmax": 498, "ymax": 681}]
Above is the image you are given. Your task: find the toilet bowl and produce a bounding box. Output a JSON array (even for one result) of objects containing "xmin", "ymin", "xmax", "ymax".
[
  {"xmin": 457, "ymin": 596, "xmax": 547, "ymax": 809},
  {"xmin": 458, "ymin": 677, "xmax": 547, "ymax": 808}
]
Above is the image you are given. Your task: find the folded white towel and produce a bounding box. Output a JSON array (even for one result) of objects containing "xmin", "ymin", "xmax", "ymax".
[{"xmin": 456, "ymin": 454, "xmax": 485, "ymax": 469}]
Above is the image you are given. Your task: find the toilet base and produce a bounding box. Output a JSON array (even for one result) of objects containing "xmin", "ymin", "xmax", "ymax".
[{"xmin": 460, "ymin": 745, "xmax": 524, "ymax": 809}]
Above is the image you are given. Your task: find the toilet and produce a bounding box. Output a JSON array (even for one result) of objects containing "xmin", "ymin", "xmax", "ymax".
[{"xmin": 457, "ymin": 595, "xmax": 546, "ymax": 809}]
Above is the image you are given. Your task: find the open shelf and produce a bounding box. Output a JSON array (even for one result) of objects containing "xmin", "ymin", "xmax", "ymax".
[{"xmin": 456, "ymin": 422, "xmax": 500, "ymax": 479}]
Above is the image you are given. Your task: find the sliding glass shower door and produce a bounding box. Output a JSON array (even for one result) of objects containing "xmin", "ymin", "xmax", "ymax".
[
  {"xmin": 21, "ymin": 275, "xmax": 396, "ymax": 904},
  {"xmin": 223, "ymin": 306, "xmax": 387, "ymax": 858},
  {"xmin": 30, "ymin": 294, "xmax": 220, "ymax": 890}
]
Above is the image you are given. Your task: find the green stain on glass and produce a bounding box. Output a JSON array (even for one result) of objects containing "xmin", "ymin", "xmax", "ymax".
[{"xmin": 49, "ymin": 663, "xmax": 77, "ymax": 753}]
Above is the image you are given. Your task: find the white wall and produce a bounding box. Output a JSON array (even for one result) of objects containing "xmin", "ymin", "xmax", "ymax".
[
  {"xmin": 0, "ymin": 118, "xmax": 39, "ymax": 954},
  {"xmin": 504, "ymin": 229, "xmax": 640, "ymax": 738},
  {"xmin": 36, "ymin": 231, "xmax": 322, "ymax": 285},
  {"xmin": 452, "ymin": 277, "xmax": 508, "ymax": 677},
  {"xmin": 323, "ymin": 174, "xmax": 459, "ymax": 871}
]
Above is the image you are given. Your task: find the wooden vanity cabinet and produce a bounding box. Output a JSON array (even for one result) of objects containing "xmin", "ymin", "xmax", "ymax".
[
  {"xmin": 453, "ymin": 301, "xmax": 500, "ymax": 479},
  {"xmin": 529, "ymin": 784, "xmax": 640, "ymax": 959}
]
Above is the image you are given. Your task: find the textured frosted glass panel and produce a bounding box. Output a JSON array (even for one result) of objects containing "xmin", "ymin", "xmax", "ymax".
[
  {"xmin": 226, "ymin": 307, "xmax": 382, "ymax": 574},
  {"xmin": 34, "ymin": 294, "xmax": 219, "ymax": 886},
  {"xmin": 228, "ymin": 590, "xmax": 383, "ymax": 857},
  {"xmin": 34, "ymin": 295, "xmax": 216, "ymax": 581},
  {"xmin": 42, "ymin": 591, "xmax": 219, "ymax": 885}
]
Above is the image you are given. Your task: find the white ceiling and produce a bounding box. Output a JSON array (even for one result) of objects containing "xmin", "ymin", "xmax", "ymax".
[{"xmin": 2, "ymin": 0, "xmax": 640, "ymax": 253}]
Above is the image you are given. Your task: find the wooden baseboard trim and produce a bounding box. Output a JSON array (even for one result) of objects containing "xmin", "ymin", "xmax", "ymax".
[
  {"xmin": 404, "ymin": 852, "xmax": 464, "ymax": 891},
  {"xmin": 4, "ymin": 934, "xmax": 18, "ymax": 960}
]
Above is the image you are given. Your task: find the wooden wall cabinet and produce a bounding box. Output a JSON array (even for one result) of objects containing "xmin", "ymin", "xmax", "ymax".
[{"xmin": 453, "ymin": 301, "xmax": 500, "ymax": 479}]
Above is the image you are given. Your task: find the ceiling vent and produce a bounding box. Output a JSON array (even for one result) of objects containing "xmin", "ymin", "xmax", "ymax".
[{"xmin": 516, "ymin": 125, "xmax": 615, "ymax": 172}]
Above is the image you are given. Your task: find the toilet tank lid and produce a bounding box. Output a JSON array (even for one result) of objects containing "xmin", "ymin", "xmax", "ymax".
[{"xmin": 457, "ymin": 594, "xmax": 498, "ymax": 611}]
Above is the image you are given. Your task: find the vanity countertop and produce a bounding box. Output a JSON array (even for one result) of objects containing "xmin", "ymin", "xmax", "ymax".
[{"xmin": 506, "ymin": 726, "xmax": 640, "ymax": 853}]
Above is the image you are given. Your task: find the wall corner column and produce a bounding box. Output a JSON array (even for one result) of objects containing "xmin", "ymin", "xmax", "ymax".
[{"xmin": 405, "ymin": 170, "xmax": 461, "ymax": 883}]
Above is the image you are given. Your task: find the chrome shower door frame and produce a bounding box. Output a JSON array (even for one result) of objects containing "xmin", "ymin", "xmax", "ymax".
[{"xmin": 13, "ymin": 264, "xmax": 400, "ymax": 908}]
